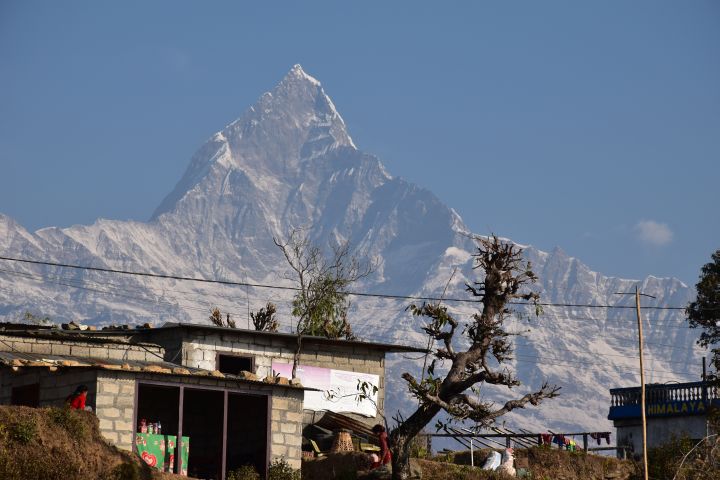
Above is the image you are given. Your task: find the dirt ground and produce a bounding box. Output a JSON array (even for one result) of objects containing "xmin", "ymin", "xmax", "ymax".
[{"xmin": 0, "ymin": 405, "xmax": 185, "ymax": 480}]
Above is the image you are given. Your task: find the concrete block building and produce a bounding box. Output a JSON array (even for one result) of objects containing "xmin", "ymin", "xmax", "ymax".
[
  {"xmin": 0, "ymin": 322, "xmax": 424, "ymax": 479},
  {"xmin": 608, "ymin": 381, "xmax": 720, "ymax": 457}
]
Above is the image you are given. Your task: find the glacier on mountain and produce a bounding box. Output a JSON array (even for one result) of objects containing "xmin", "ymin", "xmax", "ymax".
[{"xmin": 0, "ymin": 65, "xmax": 703, "ymax": 436}]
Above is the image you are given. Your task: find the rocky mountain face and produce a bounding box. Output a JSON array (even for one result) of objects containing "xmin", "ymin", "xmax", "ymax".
[{"xmin": 0, "ymin": 65, "xmax": 702, "ymax": 435}]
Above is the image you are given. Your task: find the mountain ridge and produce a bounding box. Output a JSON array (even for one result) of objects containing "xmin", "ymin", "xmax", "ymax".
[{"xmin": 0, "ymin": 65, "xmax": 702, "ymax": 434}]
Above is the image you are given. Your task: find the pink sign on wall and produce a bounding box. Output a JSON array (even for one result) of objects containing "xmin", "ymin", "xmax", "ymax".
[{"xmin": 272, "ymin": 361, "xmax": 379, "ymax": 417}]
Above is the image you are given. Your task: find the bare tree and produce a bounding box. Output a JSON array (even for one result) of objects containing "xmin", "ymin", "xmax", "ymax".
[
  {"xmin": 251, "ymin": 302, "xmax": 279, "ymax": 332},
  {"xmin": 22, "ymin": 311, "xmax": 51, "ymax": 326},
  {"xmin": 226, "ymin": 313, "xmax": 236, "ymax": 329},
  {"xmin": 209, "ymin": 307, "xmax": 224, "ymax": 327},
  {"xmin": 273, "ymin": 229, "xmax": 373, "ymax": 378},
  {"xmin": 388, "ymin": 235, "xmax": 560, "ymax": 479},
  {"xmin": 209, "ymin": 307, "xmax": 236, "ymax": 328}
]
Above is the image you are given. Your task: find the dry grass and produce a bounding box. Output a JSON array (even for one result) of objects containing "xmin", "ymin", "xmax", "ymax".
[
  {"xmin": 636, "ymin": 435, "xmax": 720, "ymax": 480},
  {"xmin": 301, "ymin": 447, "xmax": 636, "ymax": 480},
  {"xmin": 521, "ymin": 447, "xmax": 634, "ymax": 480},
  {"xmin": 0, "ymin": 405, "xmax": 185, "ymax": 480}
]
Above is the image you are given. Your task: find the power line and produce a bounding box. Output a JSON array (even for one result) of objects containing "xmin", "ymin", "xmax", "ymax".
[
  {"xmin": 408, "ymin": 353, "xmax": 699, "ymax": 382},
  {"xmin": 0, "ymin": 293, "xmax": 701, "ymax": 380},
  {"xmin": 0, "ymin": 268, "xmax": 248, "ymax": 319},
  {"xmin": 0, "ymin": 255, "xmax": 697, "ymax": 311},
  {"xmin": 0, "ymin": 268, "xmax": 704, "ymax": 351},
  {"xmin": 513, "ymin": 341, "xmax": 695, "ymax": 366},
  {"xmin": 510, "ymin": 356, "xmax": 697, "ymax": 382},
  {"xmin": 0, "ymin": 261, "xmax": 707, "ymax": 371},
  {"xmin": 0, "ymin": 267, "xmax": 252, "ymax": 316},
  {"xmin": 501, "ymin": 310, "xmax": 693, "ymax": 330},
  {"xmin": 0, "ymin": 269, "xmax": 704, "ymax": 347}
]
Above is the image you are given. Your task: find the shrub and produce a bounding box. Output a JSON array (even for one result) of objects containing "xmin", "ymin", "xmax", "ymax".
[
  {"xmin": 48, "ymin": 407, "xmax": 86, "ymax": 439},
  {"xmin": 269, "ymin": 457, "xmax": 301, "ymax": 480},
  {"xmin": 638, "ymin": 435, "xmax": 720, "ymax": 480},
  {"xmin": 410, "ymin": 444, "xmax": 428, "ymax": 459},
  {"xmin": 228, "ymin": 464, "xmax": 261, "ymax": 480},
  {"xmin": 9, "ymin": 418, "xmax": 36, "ymax": 444}
]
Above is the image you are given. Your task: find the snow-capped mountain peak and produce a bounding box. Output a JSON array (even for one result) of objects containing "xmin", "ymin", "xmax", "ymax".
[
  {"xmin": 0, "ymin": 65, "xmax": 701, "ymax": 436},
  {"xmin": 152, "ymin": 65, "xmax": 356, "ymax": 219}
]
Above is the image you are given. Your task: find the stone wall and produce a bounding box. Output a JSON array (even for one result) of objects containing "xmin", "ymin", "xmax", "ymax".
[
  {"xmin": 180, "ymin": 331, "xmax": 387, "ymax": 425},
  {"xmin": 0, "ymin": 333, "xmax": 165, "ymax": 362}
]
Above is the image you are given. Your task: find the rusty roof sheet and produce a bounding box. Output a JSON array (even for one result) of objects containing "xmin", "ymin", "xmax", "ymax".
[
  {"xmin": 314, "ymin": 410, "xmax": 376, "ymax": 438},
  {"xmin": 0, "ymin": 351, "xmax": 316, "ymax": 391}
]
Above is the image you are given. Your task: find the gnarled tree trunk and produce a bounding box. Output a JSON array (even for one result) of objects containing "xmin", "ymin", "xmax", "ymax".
[{"xmin": 389, "ymin": 403, "xmax": 441, "ymax": 479}]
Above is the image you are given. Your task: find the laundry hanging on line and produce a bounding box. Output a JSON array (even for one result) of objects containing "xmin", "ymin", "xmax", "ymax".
[{"xmin": 589, "ymin": 432, "xmax": 612, "ymax": 445}]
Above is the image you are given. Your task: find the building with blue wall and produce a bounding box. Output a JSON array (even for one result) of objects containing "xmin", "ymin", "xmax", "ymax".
[{"xmin": 608, "ymin": 381, "xmax": 719, "ymax": 458}]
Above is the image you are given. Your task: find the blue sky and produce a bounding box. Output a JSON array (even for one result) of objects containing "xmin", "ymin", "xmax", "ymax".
[{"xmin": 1, "ymin": 1, "xmax": 718, "ymax": 285}]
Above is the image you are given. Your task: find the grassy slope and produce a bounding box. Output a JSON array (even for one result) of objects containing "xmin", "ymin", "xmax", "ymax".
[{"xmin": 0, "ymin": 405, "xmax": 182, "ymax": 480}]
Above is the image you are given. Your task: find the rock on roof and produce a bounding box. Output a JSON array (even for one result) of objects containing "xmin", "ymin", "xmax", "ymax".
[{"xmin": 0, "ymin": 351, "xmax": 311, "ymax": 390}]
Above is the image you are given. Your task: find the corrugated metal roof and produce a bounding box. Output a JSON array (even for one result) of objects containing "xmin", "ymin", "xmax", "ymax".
[
  {"xmin": 314, "ymin": 411, "xmax": 376, "ymax": 437},
  {"xmin": 1, "ymin": 322, "xmax": 428, "ymax": 354},
  {"xmin": 155, "ymin": 322, "xmax": 429, "ymax": 353},
  {"xmin": 0, "ymin": 351, "xmax": 316, "ymax": 391}
]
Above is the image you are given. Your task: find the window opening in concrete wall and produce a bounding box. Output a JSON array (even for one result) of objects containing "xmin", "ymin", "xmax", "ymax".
[
  {"xmin": 11, "ymin": 383, "xmax": 39, "ymax": 407},
  {"xmin": 226, "ymin": 392, "xmax": 268, "ymax": 477},
  {"xmin": 217, "ymin": 354, "xmax": 254, "ymax": 375}
]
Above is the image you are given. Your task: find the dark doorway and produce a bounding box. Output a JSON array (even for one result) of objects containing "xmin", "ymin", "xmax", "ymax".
[
  {"xmin": 183, "ymin": 388, "xmax": 224, "ymax": 479},
  {"xmin": 11, "ymin": 383, "xmax": 39, "ymax": 407},
  {"xmin": 137, "ymin": 384, "xmax": 180, "ymax": 436},
  {"xmin": 226, "ymin": 393, "xmax": 268, "ymax": 477}
]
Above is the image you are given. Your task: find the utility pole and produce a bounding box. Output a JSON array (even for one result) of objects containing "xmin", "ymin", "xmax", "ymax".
[{"xmin": 616, "ymin": 286, "xmax": 655, "ymax": 480}]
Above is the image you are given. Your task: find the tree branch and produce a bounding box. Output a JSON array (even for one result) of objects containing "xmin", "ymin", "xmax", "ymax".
[{"xmin": 470, "ymin": 383, "xmax": 561, "ymax": 425}]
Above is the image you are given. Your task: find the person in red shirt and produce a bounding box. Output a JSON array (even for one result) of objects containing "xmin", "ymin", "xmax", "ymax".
[
  {"xmin": 371, "ymin": 424, "xmax": 392, "ymax": 473},
  {"xmin": 66, "ymin": 385, "xmax": 88, "ymax": 410}
]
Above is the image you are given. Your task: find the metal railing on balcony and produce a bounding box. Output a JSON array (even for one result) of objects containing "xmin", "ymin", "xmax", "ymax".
[
  {"xmin": 608, "ymin": 381, "xmax": 720, "ymax": 420},
  {"xmin": 610, "ymin": 381, "xmax": 719, "ymax": 407}
]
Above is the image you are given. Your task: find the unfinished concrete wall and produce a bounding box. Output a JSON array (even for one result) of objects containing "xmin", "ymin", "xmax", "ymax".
[
  {"xmin": 615, "ymin": 415, "xmax": 717, "ymax": 456},
  {"xmin": 0, "ymin": 333, "xmax": 165, "ymax": 362},
  {"xmin": 95, "ymin": 372, "xmax": 136, "ymax": 450},
  {"xmin": 180, "ymin": 331, "xmax": 387, "ymax": 426},
  {"xmin": 270, "ymin": 388, "xmax": 304, "ymax": 470}
]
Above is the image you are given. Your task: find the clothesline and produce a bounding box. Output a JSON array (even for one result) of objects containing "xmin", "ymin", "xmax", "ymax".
[
  {"xmin": 541, "ymin": 432, "xmax": 612, "ymax": 452},
  {"xmin": 427, "ymin": 430, "xmax": 614, "ymax": 452}
]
